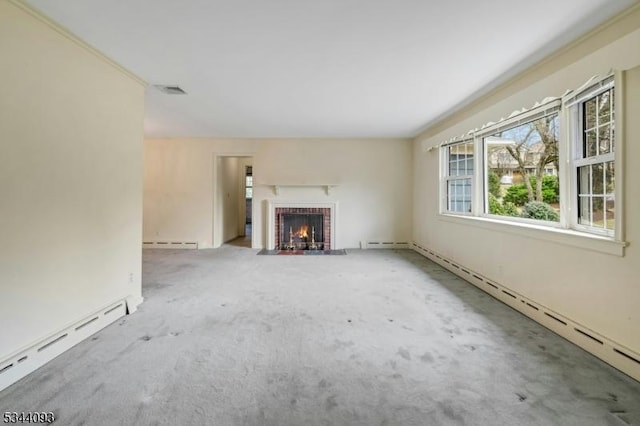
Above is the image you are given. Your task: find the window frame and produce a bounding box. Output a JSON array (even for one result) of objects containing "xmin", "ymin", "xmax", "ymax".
[
  {"xmin": 476, "ymin": 99, "xmax": 562, "ymax": 226},
  {"xmin": 245, "ymin": 171, "xmax": 253, "ymax": 199},
  {"xmin": 436, "ymin": 72, "xmax": 626, "ymax": 253},
  {"xmin": 565, "ymin": 75, "xmax": 618, "ymax": 238},
  {"xmin": 441, "ymin": 139, "xmax": 475, "ymax": 215}
]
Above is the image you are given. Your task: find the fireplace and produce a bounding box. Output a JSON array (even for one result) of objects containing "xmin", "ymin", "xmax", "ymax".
[
  {"xmin": 267, "ymin": 202, "xmax": 336, "ymax": 251},
  {"xmin": 275, "ymin": 208, "xmax": 331, "ymax": 250},
  {"xmin": 276, "ymin": 211, "xmax": 324, "ymax": 250}
]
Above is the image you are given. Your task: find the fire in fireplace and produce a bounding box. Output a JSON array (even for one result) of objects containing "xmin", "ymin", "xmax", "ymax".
[
  {"xmin": 273, "ymin": 206, "xmax": 332, "ymax": 251},
  {"xmin": 280, "ymin": 213, "xmax": 324, "ymax": 250}
]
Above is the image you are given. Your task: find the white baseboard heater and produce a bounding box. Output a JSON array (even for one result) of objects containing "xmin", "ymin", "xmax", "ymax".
[
  {"xmin": 362, "ymin": 241, "xmax": 411, "ymax": 249},
  {"xmin": 143, "ymin": 241, "xmax": 198, "ymax": 249},
  {"xmin": 412, "ymin": 242, "xmax": 640, "ymax": 383},
  {"xmin": 0, "ymin": 300, "xmax": 128, "ymax": 392}
]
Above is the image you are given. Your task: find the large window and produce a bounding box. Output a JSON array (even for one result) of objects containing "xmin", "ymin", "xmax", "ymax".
[
  {"xmin": 573, "ymin": 80, "xmax": 615, "ymax": 235},
  {"xmin": 484, "ymin": 108, "xmax": 560, "ymax": 222},
  {"xmin": 444, "ymin": 141, "xmax": 474, "ymax": 213},
  {"xmin": 439, "ymin": 74, "xmax": 620, "ymax": 241}
]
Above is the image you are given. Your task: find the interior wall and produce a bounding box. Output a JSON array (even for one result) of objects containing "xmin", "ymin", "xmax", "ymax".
[
  {"xmin": 144, "ymin": 138, "xmax": 412, "ymax": 249},
  {"xmin": 144, "ymin": 139, "xmax": 258, "ymax": 248},
  {"xmin": 413, "ymin": 10, "xmax": 640, "ymax": 370},
  {"xmin": 0, "ymin": 0, "xmax": 145, "ymax": 361}
]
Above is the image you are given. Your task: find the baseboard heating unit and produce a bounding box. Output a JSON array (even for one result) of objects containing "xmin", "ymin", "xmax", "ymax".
[
  {"xmin": 0, "ymin": 300, "xmax": 128, "ymax": 392},
  {"xmin": 361, "ymin": 241, "xmax": 410, "ymax": 249},
  {"xmin": 143, "ymin": 241, "xmax": 198, "ymax": 249},
  {"xmin": 412, "ymin": 241, "xmax": 640, "ymax": 383}
]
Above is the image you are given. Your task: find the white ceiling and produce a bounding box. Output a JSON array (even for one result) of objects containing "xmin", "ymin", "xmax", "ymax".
[{"xmin": 26, "ymin": 0, "xmax": 637, "ymax": 138}]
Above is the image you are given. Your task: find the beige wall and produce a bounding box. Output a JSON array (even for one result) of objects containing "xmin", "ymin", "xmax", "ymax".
[
  {"xmin": 0, "ymin": 0, "xmax": 144, "ymax": 363},
  {"xmin": 144, "ymin": 138, "xmax": 413, "ymax": 249},
  {"xmin": 413, "ymin": 8, "xmax": 640, "ymax": 377},
  {"xmin": 143, "ymin": 139, "xmax": 258, "ymax": 248}
]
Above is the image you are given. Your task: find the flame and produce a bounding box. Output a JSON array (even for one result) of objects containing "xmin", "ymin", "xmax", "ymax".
[{"xmin": 295, "ymin": 225, "xmax": 309, "ymax": 239}]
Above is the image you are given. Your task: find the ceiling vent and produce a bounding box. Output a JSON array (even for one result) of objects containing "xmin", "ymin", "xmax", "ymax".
[{"xmin": 154, "ymin": 85, "xmax": 187, "ymax": 95}]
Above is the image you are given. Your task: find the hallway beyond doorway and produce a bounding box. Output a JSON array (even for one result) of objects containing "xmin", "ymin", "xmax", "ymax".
[{"xmin": 227, "ymin": 224, "xmax": 251, "ymax": 248}]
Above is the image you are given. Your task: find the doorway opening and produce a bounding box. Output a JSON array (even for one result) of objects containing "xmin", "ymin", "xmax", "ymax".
[
  {"xmin": 244, "ymin": 166, "xmax": 252, "ymax": 240},
  {"xmin": 213, "ymin": 156, "xmax": 253, "ymax": 248}
]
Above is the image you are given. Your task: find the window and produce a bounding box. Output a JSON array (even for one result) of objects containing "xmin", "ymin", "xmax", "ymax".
[
  {"xmin": 571, "ymin": 77, "xmax": 615, "ymax": 235},
  {"xmin": 483, "ymin": 106, "xmax": 560, "ymax": 222},
  {"xmin": 443, "ymin": 141, "xmax": 474, "ymax": 213},
  {"xmin": 245, "ymin": 166, "xmax": 253, "ymax": 199},
  {"xmin": 438, "ymin": 73, "xmax": 621, "ymax": 244}
]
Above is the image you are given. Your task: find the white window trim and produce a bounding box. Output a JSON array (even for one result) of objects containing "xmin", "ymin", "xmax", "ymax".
[
  {"xmin": 438, "ymin": 213, "xmax": 627, "ymax": 256},
  {"xmin": 436, "ymin": 72, "xmax": 628, "ymax": 256},
  {"xmin": 614, "ymin": 71, "xmax": 626, "ymax": 243},
  {"xmin": 477, "ymin": 100, "xmax": 561, "ymax": 224},
  {"xmin": 565, "ymin": 73, "xmax": 622, "ymax": 240},
  {"xmin": 441, "ymin": 139, "xmax": 474, "ymax": 216}
]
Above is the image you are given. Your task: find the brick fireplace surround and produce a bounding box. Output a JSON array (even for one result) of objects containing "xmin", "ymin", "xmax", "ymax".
[
  {"xmin": 266, "ymin": 201, "xmax": 338, "ymax": 250},
  {"xmin": 275, "ymin": 207, "xmax": 332, "ymax": 250}
]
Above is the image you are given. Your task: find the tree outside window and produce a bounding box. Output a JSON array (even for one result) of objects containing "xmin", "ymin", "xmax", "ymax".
[{"xmin": 485, "ymin": 111, "xmax": 560, "ymax": 221}]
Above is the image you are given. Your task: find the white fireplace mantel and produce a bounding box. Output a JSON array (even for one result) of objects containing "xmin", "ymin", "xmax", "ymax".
[
  {"xmin": 266, "ymin": 200, "xmax": 338, "ymax": 250},
  {"xmin": 259, "ymin": 183, "xmax": 338, "ymax": 196}
]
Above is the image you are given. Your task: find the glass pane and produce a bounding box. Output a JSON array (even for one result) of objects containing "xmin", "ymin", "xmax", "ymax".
[
  {"xmin": 245, "ymin": 188, "xmax": 253, "ymax": 198},
  {"xmin": 464, "ymin": 180, "xmax": 471, "ymax": 199},
  {"xmin": 449, "ymin": 159, "xmax": 458, "ymax": 176},
  {"xmin": 448, "ymin": 143, "xmax": 473, "ymax": 177},
  {"xmin": 598, "ymin": 124, "xmax": 610, "ymax": 155},
  {"xmin": 465, "ymin": 158, "xmax": 473, "ymax": 174},
  {"xmin": 610, "ymin": 89, "xmax": 615, "ymax": 120},
  {"xmin": 605, "ymin": 197, "xmax": 615, "ymax": 232},
  {"xmin": 246, "ymin": 176, "xmax": 253, "ymax": 187},
  {"xmin": 578, "ymin": 166, "xmax": 591, "ymax": 195},
  {"xmin": 611, "ymin": 123, "xmax": 615, "ymax": 152},
  {"xmin": 462, "ymin": 178, "xmax": 471, "ymax": 213},
  {"xmin": 605, "ymin": 161, "xmax": 615, "ymax": 194},
  {"xmin": 485, "ymin": 112, "xmax": 559, "ymax": 222},
  {"xmin": 584, "ymin": 97, "xmax": 597, "ymax": 129},
  {"xmin": 583, "ymin": 88, "xmax": 615, "ymax": 160},
  {"xmin": 578, "ymin": 195, "xmax": 591, "ymax": 226},
  {"xmin": 592, "ymin": 197, "xmax": 605, "ymax": 229},
  {"xmin": 447, "ymin": 181, "xmax": 455, "ymax": 211},
  {"xmin": 447, "ymin": 179, "xmax": 471, "ymax": 213},
  {"xmin": 598, "ymin": 90, "xmax": 612, "ymax": 125},
  {"xmin": 585, "ymin": 129, "xmax": 597, "ymax": 157},
  {"xmin": 592, "ymin": 163, "xmax": 604, "ymax": 195}
]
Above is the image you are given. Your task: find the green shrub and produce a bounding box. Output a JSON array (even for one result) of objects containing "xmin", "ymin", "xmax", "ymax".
[
  {"xmin": 542, "ymin": 188, "xmax": 558, "ymax": 204},
  {"xmin": 503, "ymin": 184, "xmax": 530, "ymax": 206},
  {"xmin": 488, "ymin": 171, "xmax": 501, "ymax": 198},
  {"xmin": 521, "ymin": 201, "xmax": 559, "ymax": 221},
  {"xmin": 488, "ymin": 193, "xmax": 504, "ymax": 215},
  {"xmin": 503, "ymin": 201, "xmax": 519, "ymax": 217},
  {"xmin": 541, "ymin": 175, "xmax": 559, "ymax": 204},
  {"xmin": 489, "ymin": 194, "xmax": 519, "ymax": 217},
  {"xmin": 503, "ymin": 175, "xmax": 559, "ymax": 205}
]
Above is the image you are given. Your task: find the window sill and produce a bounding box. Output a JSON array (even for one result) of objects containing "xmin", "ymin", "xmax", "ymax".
[{"xmin": 438, "ymin": 214, "xmax": 627, "ymax": 257}]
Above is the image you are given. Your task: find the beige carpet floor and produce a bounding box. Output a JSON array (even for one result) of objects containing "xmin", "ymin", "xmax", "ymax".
[{"xmin": 1, "ymin": 247, "xmax": 639, "ymax": 425}]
